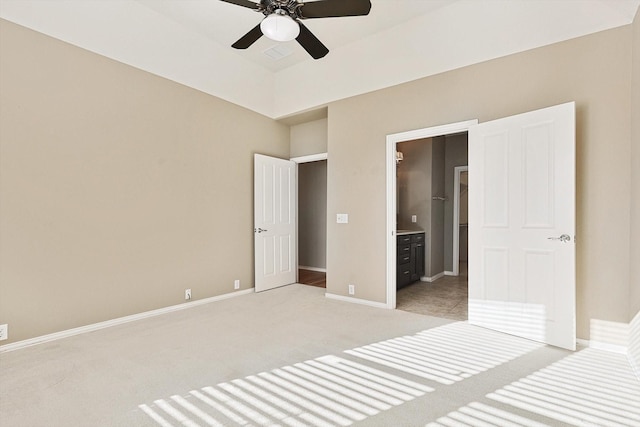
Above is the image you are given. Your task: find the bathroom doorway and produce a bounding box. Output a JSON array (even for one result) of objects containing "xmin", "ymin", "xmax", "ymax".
[
  {"xmin": 385, "ymin": 119, "xmax": 476, "ymax": 319},
  {"xmin": 394, "ymin": 136, "xmax": 469, "ymax": 320}
]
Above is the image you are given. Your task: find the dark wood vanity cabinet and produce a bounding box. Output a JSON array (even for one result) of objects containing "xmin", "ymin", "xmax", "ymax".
[{"xmin": 397, "ymin": 232, "xmax": 426, "ymax": 289}]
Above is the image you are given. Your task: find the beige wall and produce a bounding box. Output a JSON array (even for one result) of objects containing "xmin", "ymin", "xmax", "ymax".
[
  {"xmin": 2, "ymin": 15, "xmax": 638, "ymax": 346},
  {"xmin": 0, "ymin": 20, "xmax": 289, "ymax": 344},
  {"xmin": 290, "ymin": 118, "xmax": 328, "ymax": 158},
  {"xmin": 327, "ymin": 26, "xmax": 633, "ymax": 339},
  {"xmin": 631, "ymin": 9, "xmax": 640, "ymax": 320}
]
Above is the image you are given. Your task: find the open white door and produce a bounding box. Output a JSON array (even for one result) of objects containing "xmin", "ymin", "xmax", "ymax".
[
  {"xmin": 254, "ymin": 154, "xmax": 296, "ymax": 292},
  {"xmin": 468, "ymin": 102, "xmax": 576, "ymax": 350}
]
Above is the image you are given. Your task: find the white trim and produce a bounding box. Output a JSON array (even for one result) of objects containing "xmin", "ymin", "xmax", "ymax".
[
  {"xmin": 386, "ymin": 120, "xmax": 478, "ymax": 310},
  {"xmin": 0, "ymin": 288, "xmax": 254, "ymax": 353},
  {"xmin": 630, "ymin": 310, "xmax": 640, "ymax": 381},
  {"xmin": 290, "ymin": 153, "xmax": 328, "ymax": 163},
  {"xmin": 295, "ymin": 161, "xmax": 300, "ymax": 283},
  {"xmin": 452, "ymin": 166, "xmax": 468, "ymax": 276},
  {"xmin": 575, "ymin": 316, "xmax": 638, "ymax": 356},
  {"xmin": 444, "ymin": 271, "xmax": 456, "ymax": 276},
  {"xmin": 576, "ymin": 338, "xmax": 628, "ymax": 355},
  {"xmin": 420, "ymin": 272, "xmax": 445, "ymax": 283},
  {"xmin": 576, "ymin": 338, "xmax": 589, "ymax": 348},
  {"xmin": 325, "ymin": 293, "xmax": 389, "ymax": 309},
  {"xmin": 631, "ymin": 355, "xmax": 640, "ymax": 382},
  {"xmin": 589, "ymin": 341, "xmax": 627, "ymax": 354},
  {"xmin": 299, "ymin": 266, "xmax": 327, "ymax": 273}
]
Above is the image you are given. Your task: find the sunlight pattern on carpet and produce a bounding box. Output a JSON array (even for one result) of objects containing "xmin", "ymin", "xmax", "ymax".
[
  {"xmin": 427, "ymin": 348, "xmax": 640, "ymax": 427},
  {"xmin": 139, "ymin": 355, "xmax": 432, "ymax": 426},
  {"xmin": 345, "ymin": 322, "xmax": 544, "ymax": 385}
]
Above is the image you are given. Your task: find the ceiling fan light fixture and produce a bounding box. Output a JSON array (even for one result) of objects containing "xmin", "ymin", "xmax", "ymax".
[{"xmin": 260, "ymin": 10, "xmax": 300, "ymax": 42}]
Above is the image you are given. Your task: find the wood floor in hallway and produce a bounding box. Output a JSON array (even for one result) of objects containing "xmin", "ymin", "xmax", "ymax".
[{"xmin": 298, "ymin": 268, "xmax": 326, "ymax": 288}]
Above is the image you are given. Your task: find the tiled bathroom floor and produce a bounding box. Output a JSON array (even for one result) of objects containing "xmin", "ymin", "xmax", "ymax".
[{"xmin": 396, "ymin": 262, "xmax": 468, "ymax": 321}]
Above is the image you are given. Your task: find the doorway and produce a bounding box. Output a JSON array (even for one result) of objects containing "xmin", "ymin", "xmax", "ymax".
[
  {"xmin": 453, "ymin": 166, "xmax": 469, "ymax": 276},
  {"xmin": 393, "ymin": 135, "xmax": 469, "ymax": 320},
  {"xmin": 386, "ymin": 103, "xmax": 576, "ymax": 350},
  {"xmin": 292, "ymin": 153, "xmax": 327, "ymax": 288},
  {"xmin": 385, "ymin": 120, "xmax": 477, "ymax": 311}
]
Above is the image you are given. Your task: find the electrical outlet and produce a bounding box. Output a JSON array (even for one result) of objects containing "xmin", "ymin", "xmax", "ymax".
[
  {"xmin": 348, "ymin": 284, "xmax": 355, "ymax": 295},
  {"xmin": 0, "ymin": 324, "xmax": 7, "ymax": 341},
  {"xmin": 337, "ymin": 213, "xmax": 349, "ymax": 224},
  {"xmin": 185, "ymin": 289, "xmax": 191, "ymax": 300},
  {"xmin": 411, "ymin": 215, "xmax": 417, "ymax": 223},
  {"xmin": 234, "ymin": 279, "xmax": 240, "ymax": 290}
]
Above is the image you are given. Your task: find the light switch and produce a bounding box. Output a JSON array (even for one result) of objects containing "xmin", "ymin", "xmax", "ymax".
[
  {"xmin": 411, "ymin": 215, "xmax": 417, "ymax": 223},
  {"xmin": 337, "ymin": 213, "xmax": 349, "ymax": 224}
]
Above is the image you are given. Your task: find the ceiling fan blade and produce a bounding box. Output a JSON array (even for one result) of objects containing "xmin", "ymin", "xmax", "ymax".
[
  {"xmin": 296, "ymin": 22, "xmax": 329, "ymax": 59},
  {"xmin": 218, "ymin": 0, "xmax": 260, "ymax": 10},
  {"xmin": 232, "ymin": 24, "xmax": 263, "ymax": 49},
  {"xmin": 298, "ymin": 0, "xmax": 371, "ymax": 19}
]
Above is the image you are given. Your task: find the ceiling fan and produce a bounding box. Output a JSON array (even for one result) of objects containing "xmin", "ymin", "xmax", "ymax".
[{"xmin": 220, "ymin": 0, "xmax": 372, "ymax": 59}]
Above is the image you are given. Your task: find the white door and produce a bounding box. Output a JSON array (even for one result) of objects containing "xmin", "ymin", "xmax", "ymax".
[
  {"xmin": 254, "ymin": 154, "xmax": 297, "ymax": 292},
  {"xmin": 468, "ymin": 102, "xmax": 576, "ymax": 350}
]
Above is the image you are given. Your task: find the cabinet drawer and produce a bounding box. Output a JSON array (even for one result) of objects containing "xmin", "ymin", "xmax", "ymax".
[
  {"xmin": 398, "ymin": 268, "xmax": 411, "ymax": 277},
  {"xmin": 397, "ymin": 244, "xmax": 411, "ymax": 255},
  {"xmin": 398, "ymin": 254, "xmax": 411, "ymax": 265},
  {"xmin": 397, "ymin": 262, "xmax": 414, "ymax": 289},
  {"xmin": 412, "ymin": 233, "xmax": 425, "ymax": 243},
  {"xmin": 397, "ymin": 267, "xmax": 411, "ymax": 281},
  {"xmin": 397, "ymin": 235, "xmax": 411, "ymax": 245}
]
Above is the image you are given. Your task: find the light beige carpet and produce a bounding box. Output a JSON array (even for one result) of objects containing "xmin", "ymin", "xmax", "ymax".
[{"xmin": 1, "ymin": 284, "xmax": 638, "ymax": 426}]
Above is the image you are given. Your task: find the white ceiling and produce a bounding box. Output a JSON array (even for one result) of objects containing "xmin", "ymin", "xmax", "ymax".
[
  {"xmin": 136, "ymin": 0, "xmax": 454, "ymax": 72},
  {"xmin": 1, "ymin": 0, "xmax": 639, "ymax": 119}
]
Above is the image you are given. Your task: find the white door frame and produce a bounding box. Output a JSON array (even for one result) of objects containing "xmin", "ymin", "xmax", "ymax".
[
  {"xmin": 452, "ymin": 166, "xmax": 469, "ymax": 276},
  {"xmin": 291, "ymin": 153, "xmax": 328, "ymax": 282},
  {"xmin": 386, "ymin": 120, "xmax": 477, "ymax": 308},
  {"xmin": 290, "ymin": 153, "xmax": 328, "ymax": 164}
]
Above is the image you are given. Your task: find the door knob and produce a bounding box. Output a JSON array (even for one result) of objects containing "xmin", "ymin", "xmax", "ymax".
[
  {"xmin": 254, "ymin": 228, "xmax": 268, "ymax": 233},
  {"xmin": 547, "ymin": 234, "xmax": 571, "ymax": 242}
]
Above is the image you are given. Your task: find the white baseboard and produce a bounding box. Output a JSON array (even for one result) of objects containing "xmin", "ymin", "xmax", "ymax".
[
  {"xmin": 444, "ymin": 271, "xmax": 456, "ymax": 276},
  {"xmin": 574, "ymin": 317, "xmax": 636, "ymax": 356},
  {"xmin": 576, "ymin": 338, "xmax": 628, "ymax": 354},
  {"xmin": 629, "ymin": 310, "xmax": 640, "ymax": 380},
  {"xmin": 576, "ymin": 338, "xmax": 589, "ymax": 349},
  {"xmin": 299, "ymin": 266, "xmax": 327, "ymax": 273},
  {"xmin": 421, "ymin": 272, "xmax": 445, "ymax": 283},
  {"xmin": 0, "ymin": 288, "xmax": 255, "ymax": 354},
  {"xmin": 588, "ymin": 318, "xmax": 630, "ymax": 354},
  {"xmin": 325, "ymin": 293, "xmax": 389, "ymax": 309}
]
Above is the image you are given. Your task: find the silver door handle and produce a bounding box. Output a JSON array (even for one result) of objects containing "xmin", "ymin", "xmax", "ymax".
[
  {"xmin": 547, "ymin": 234, "xmax": 571, "ymax": 242},
  {"xmin": 254, "ymin": 228, "xmax": 268, "ymax": 233}
]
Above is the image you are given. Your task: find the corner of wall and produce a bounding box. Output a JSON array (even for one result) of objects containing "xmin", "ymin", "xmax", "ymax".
[
  {"xmin": 630, "ymin": 6, "xmax": 640, "ymax": 321},
  {"xmin": 629, "ymin": 310, "xmax": 640, "ymax": 380}
]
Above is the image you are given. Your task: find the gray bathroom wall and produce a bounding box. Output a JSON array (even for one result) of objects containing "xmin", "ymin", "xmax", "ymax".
[
  {"xmin": 429, "ymin": 137, "xmax": 446, "ymax": 277},
  {"xmin": 298, "ymin": 160, "xmax": 327, "ymax": 269},
  {"xmin": 397, "ymin": 138, "xmax": 432, "ymax": 234},
  {"xmin": 443, "ymin": 134, "xmax": 469, "ymax": 272}
]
